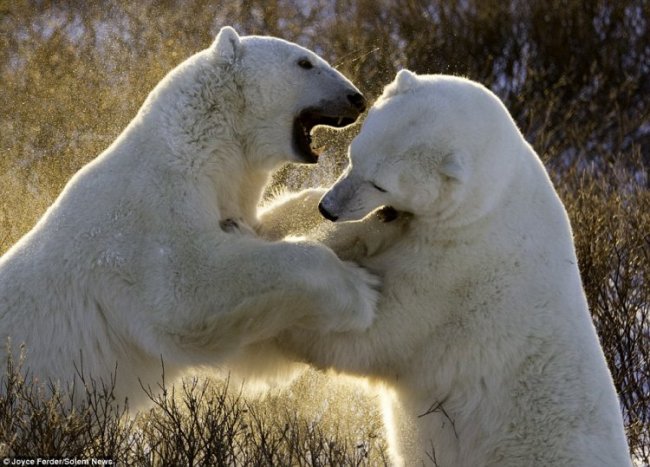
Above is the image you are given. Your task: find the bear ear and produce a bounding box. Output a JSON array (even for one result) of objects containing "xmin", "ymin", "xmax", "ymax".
[
  {"xmin": 395, "ymin": 69, "xmax": 419, "ymax": 94},
  {"xmin": 440, "ymin": 152, "xmax": 468, "ymax": 182},
  {"xmin": 212, "ymin": 26, "xmax": 241, "ymax": 63}
]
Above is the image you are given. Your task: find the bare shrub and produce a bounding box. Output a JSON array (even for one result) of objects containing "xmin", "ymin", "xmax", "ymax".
[
  {"xmin": 558, "ymin": 155, "xmax": 649, "ymax": 463},
  {"xmin": 0, "ymin": 347, "xmax": 133, "ymax": 460},
  {"xmin": 0, "ymin": 355, "xmax": 387, "ymax": 465}
]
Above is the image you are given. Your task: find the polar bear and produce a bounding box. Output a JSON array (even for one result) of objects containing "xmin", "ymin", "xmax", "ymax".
[
  {"xmin": 0, "ymin": 27, "xmax": 380, "ymax": 408},
  {"xmin": 266, "ymin": 71, "xmax": 632, "ymax": 466}
]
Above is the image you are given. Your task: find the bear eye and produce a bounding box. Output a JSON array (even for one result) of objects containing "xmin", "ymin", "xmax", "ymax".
[
  {"xmin": 297, "ymin": 58, "xmax": 314, "ymax": 70},
  {"xmin": 371, "ymin": 182, "xmax": 387, "ymax": 193}
]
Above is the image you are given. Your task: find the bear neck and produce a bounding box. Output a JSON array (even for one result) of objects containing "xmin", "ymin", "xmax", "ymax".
[
  {"xmin": 414, "ymin": 138, "xmax": 536, "ymax": 239},
  {"xmin": 212, "ymin": 161, "xmax": 271, "ymax": 227},
  {"xmin": 134, "ymin": 57, "xmax": 274, "ymax": 226}
]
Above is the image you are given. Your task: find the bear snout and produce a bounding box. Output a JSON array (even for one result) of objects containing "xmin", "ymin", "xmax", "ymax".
[
  {"xmin": 347, "ymin": 92, "xmax": 367, "ymax": 113},
  {"xmin": 318, "ymin": 201, "xmax": 339, "ymax": 222}
]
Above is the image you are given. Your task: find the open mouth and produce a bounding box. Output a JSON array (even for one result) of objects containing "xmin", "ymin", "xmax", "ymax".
[
  {"xmin": 293, "ymin": 109, "xmax": 357, "ymax": 163},
  {"xmin": 376, "ymin": 206, "xmax": 399, "ymax": 223}
]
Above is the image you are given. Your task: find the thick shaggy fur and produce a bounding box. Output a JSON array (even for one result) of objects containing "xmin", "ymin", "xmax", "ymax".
[
  {"xmin": 0, "ymin": 27, "xmax": 379, "ymax": 408},
  {"xmin": 266, "ymin": 71, "xmax": 632, "ymax": 466}
]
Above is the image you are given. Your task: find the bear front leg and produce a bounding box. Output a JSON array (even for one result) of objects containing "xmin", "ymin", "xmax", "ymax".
[
  {"xmin": 309, "ymin": 208, "xmax": 410, "ymax": 262},
  {"xmin": 257, "ymin": 188, "xmax": 327, "ymax": 240},
  {"xmin": 258, "ymin": 188, "xmax": 410, "ymax": 261},
  {"xmin": 148, "ymin": 234, "xmax": 380, "ymax": 363}
]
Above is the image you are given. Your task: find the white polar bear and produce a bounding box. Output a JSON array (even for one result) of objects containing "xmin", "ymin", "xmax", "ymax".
[
  {"xmin": 0, "ymin": 27, "xmax": 380, "ymax": 408},
  {"xmin": 267, "ymin": 71, "xmax": 632, "ymax": 466}
]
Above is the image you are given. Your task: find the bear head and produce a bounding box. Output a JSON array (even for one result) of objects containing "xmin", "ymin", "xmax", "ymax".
[
  {"xmin": 318, "ymin": 70, "xmax": 525, "ymax": 227},
  {"xmin": 212, "ymin": 27, "xmax": 367, "ymax": 167}
]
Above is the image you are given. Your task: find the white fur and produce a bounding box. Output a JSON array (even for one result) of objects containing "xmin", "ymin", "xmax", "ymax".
[
  {"xmin": 0, "ymin": 27, "xmax": 379, "ymax": 408},
  {"xmin": 272, "ymin": 72, "xmax": 632, "ymax": 466}
]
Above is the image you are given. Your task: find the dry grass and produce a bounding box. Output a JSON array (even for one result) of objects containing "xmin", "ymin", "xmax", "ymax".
[{"xmin": 0, "ymin": 351, "xmax": 387, "ymax": 465}]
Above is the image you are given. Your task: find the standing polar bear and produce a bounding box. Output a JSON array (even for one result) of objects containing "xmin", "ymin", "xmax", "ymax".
[
  {"xmin": 0, "ymin": 27, "xmax": 379, "ymax": 408},
  {"xmin": 267, "ymin": 71, "xmax": 631, "ymax": 466}
]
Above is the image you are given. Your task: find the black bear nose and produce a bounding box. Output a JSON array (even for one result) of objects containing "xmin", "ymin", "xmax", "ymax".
[
  {"xmin": 318, "ymin": 201, "xmax": 338, "ymax": 222},
  {"xmin": 347, "ymin": 92, "xmax": 366, "ymax": 113}
]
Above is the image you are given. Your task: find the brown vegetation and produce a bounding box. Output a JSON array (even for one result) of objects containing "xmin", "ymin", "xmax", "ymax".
[
  {"xmin": 0, "ymin": 351, "xmax": 386, "ymax": 464},
  {"xmin": 1, "ymin": 0, "xmax": 648, "ymax": 463}
]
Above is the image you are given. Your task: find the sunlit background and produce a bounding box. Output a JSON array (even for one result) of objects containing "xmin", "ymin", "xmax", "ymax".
[{"xmin": 1, "ymin": 0, "xmax": 648, "ymax": 464}]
